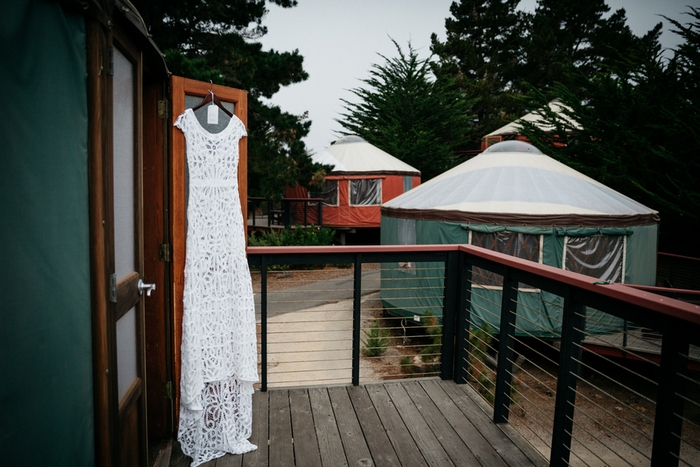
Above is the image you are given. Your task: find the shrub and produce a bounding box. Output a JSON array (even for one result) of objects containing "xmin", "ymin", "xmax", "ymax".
[
  {"xmin": 467, "ymin": 324, "xmax": 520, "ymax": 405},
  {"xmin": 248, "ymin": 226, "xmax": 335, "ymax": 247},
  {"xmin": 419, "ymin": 312, "xmax": 442, "ymax": 369},
  {"xmin": 362, "ymin": 320, "xmax": 390, "ymax": 357}
]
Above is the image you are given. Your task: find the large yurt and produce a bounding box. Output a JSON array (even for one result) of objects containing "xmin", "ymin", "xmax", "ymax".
[
  {"xmin": 380, "ymin": 140, "xmax": 659, "ymax": 337},
  {"xmin": 287, "ymin": 135, "xmax": 421, "ymax": 229}
]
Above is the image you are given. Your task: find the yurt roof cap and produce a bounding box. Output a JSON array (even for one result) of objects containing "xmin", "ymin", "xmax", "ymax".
[
  {"xmin": 334, "ymin": 135, "xmax": 367, "ymax": 144},
  {"xmin": 483, "ymin": 140, "xmax": 543, "ymax": 154}
]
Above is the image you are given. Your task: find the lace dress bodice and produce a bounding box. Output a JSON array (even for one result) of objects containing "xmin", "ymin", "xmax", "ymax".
[{"xmin": 175, "ymin": 108, "xmax": 258, "ymax": 467}]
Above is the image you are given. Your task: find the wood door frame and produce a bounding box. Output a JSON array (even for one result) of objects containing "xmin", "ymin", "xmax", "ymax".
[
  {"xmin": 111, "ymin": 28, "xmax": 148, "ymax": 467},
  {"xmin": 169, "ymin": 77, "xmax": 249, "ymax": 427},
  {"xmin": 143, "ymin": 72, "xmax": 174, "ymax": 448},
  {"xmin": 88, "ymin": 16, "xmax": 151, "ymax": 466},
  {"xmin": 87, "ymin": 16, "xmax": 113, "ymax": 467}
]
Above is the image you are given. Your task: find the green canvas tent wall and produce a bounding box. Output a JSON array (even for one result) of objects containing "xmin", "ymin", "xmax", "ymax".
[
  {"xmin": 380, "ymin": 141, "xmax": 659, "ymax": 337},
  {"xmin": 1, "ymin": 1, "xmax": 171, "ymax": 465}
]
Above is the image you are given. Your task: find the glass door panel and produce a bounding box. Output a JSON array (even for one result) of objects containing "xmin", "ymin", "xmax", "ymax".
[{"xmin": 113, "ymin": 47, "xmax": 136, "ymax": 281}]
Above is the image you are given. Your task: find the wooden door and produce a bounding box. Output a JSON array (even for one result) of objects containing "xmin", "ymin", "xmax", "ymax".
[
  {"xmin": 110, "ymin": 37, "xmax": 149, "ymax": 467},
  {"xmin": 169, "ymin": 76, "xmax": 248, "ymax": 427}
]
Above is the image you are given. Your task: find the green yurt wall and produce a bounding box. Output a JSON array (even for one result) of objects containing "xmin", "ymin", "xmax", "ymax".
[
  {"xmin": 0, "ymin": 1, "xmax": 94, "ymax": 465},
  {"xmin": 380, "ymin": 217, "xmax": 658, "ymax": 337}
]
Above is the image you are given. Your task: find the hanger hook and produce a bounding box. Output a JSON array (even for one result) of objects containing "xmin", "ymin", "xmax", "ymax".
[{"xmin": 209, "ymin": 79, "xmax": 213, "ymax": 91}]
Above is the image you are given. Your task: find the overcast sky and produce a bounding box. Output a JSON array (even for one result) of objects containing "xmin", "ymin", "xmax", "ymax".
[{"xmin": 258, "ymin": 0, "xmax": 696, "ymax": 155}]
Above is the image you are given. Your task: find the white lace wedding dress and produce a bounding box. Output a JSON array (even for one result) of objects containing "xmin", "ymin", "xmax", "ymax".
[{"xmin": 175, "ymin": 108, "xmax": 258, "ymax": 467}]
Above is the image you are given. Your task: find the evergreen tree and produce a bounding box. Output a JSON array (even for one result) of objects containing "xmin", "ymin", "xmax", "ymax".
[
  {"xmin": 431, "ymin": 0, "xmax": 651, "ymax": 147},
  {"xmin": 134, "ymin": 0, "xmax": 325, "ymax": 199},
  {"xmin": 430, "ymin": 0, "xmax": 527, "ymax": 146},
  {"xmin": 337, "ymin": 41, "xmax": 475, "ymax": 180},
  {"xmin": 519, "ymin": 8, "xmax": 700, "ymax": 254},
  {"xmin": 522, "ymin": 0, "xmax": 648, "ymax": 92}
]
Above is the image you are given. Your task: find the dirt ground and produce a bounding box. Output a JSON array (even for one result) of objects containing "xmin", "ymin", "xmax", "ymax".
[{"xmin": 251, "ymin": 266, "xmax": 700, "ymax": 466}]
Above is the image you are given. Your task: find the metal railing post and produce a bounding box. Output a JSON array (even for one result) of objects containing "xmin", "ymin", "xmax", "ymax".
[
  {"xmin": 441, "ymin": 251, "xmax": 459, "ymax": 380},
  {"xmin": 550, "ymin": 287, "xmax": 586, "ymax": 467},
  {"xmin": 303, "ymin": 200, "xmax": 308, "ymax": 226},
  {"xmin": 494, "ymin": 267, "xmax": 519, "ymax": 423},
  {"xmin": 260, "ymin": 256, "xmax": 268, "ymax": 392},
  {"xmin": 352, "ymin": 254, "xmax": 363, "ymax": 386},
  {"xmin": 455, "ymin": 252, "xmax": 473, "ymax": 384},
  {"xmin": 651, "ymin": 322, "xmax": 689, "ymax": 467},
  {"xmin": 266, "ymin": 199, "xmax": 272, "ymax": 228}
]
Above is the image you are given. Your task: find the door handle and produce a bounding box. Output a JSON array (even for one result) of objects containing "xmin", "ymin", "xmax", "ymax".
[{"xmin": 138, "ymin": 279, "xmax": 156, "ymax": 297}]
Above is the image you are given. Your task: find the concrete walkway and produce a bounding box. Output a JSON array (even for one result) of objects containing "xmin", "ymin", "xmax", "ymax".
[
  {"xmin": 253, "ymin": 269, "xmax": 383, "ymax": 387},
  {"xmin": 253, "ymin": 268, "xmax": 380, "ymax": 316}
]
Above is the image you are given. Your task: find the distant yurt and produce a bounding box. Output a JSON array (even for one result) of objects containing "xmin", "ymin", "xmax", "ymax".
[
  {"xmin": 287, "ymin": 136, "xmax": 420, "ymax": 229},
  {"xmin": 481, "ymin": 100, "xmax": 581, "ymax": 150},
  {"xmin": 380, "ymin": 141, "xmax": 659, "ymax": 337}
]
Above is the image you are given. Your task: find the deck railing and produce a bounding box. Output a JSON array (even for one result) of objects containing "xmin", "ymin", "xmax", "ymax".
[
  {"xmin": 248, "ymin": 197, "xmax": 324, "ymax": 229},
  {"xmin": 247, "ymin": 244, "xmax": 700, "ymax": 467}
]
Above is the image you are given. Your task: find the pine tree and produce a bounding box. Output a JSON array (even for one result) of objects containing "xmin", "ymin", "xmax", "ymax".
[
  {"xmin": 337, "ymin": 40, "xmax": 475, "ymax": 181},
  {"xmin": 519, "ymin": 8, "xmax": 700, "ymax": 255},
  {"xmin": 133, "ymin": 0, "xmax": 324, "ymax": 199},
  {"xmin": 431, "ymin": 0, "xmax": 651, "ymax": 147},
  {"xmin": 430, "ymin": 0, "xmax": 527, "ymax": 146},
  {"xmin": 522, "ymin": 0, "xmax": 645, "ymax": 93}
]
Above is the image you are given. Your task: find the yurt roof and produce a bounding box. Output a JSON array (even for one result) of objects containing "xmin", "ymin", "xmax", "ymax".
[
  {"xmin": 311, "ymin": 150, "xmax": 347, "ymax": 172},
  {"xmin": 382, "ymin": 141, "xmax": 658, "ymax": 227},
  {"xmin": 484, "ymin": 100, "xmax": 582, "ymax": 137},
  {"xmin": 323, "ymin": 135, "xmax": 420, "ymax": 176}
]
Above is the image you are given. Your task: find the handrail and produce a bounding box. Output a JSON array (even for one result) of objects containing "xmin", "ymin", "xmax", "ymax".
[{"xmin": 247, "ymin": 197, "xmax": 324, "ymax": 228}]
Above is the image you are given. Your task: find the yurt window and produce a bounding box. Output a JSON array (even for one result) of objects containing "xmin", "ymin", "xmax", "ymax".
[
  {"xmin": 311, "ymin": 179, "xmax": 338, "ymax": 206},
  {"xmin": 564, "ymin": 235, "xmax": 625, "ymax": 283},
  {"xmin": 350, "ymin": 179, "xmax": 381, "ymax": 205},
  {"xmin": 403, "ymin": 176, "xmax": 413, "ymax": 192},
  {"xmin": 471, "ymin": 231, "xmax": 541, "ymax": 287}
]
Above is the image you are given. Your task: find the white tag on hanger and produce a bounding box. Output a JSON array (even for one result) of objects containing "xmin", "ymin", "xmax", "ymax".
[{"xmin": 207, "ymin": 104, "xmax": 219, "ymax": 125}]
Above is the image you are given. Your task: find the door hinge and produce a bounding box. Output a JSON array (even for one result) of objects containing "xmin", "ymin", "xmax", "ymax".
[
  {"xmin": 109, "ymin": 273, "xmax": 117, "ymax": 303},
  {"xmin": 162, "ymin": 381, "xmax": 173, "ymax": 399},
  {"xmin": 159, "ymin": 243, "xmax": 172, "ymax": 262},
  {"xmin": 157, "ymin": 99, "xmax": 169, "ymax": 119}
]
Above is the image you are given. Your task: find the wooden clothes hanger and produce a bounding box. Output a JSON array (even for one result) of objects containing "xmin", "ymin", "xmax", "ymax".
[{"xmin": 191, "ymin": 85, "xmax": 233, "ymax": 118}]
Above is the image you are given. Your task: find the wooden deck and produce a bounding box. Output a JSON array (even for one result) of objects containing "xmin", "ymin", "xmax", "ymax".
[{"xmin": 169, "ymin": 379, "xmax": 547, "ymax": 467}]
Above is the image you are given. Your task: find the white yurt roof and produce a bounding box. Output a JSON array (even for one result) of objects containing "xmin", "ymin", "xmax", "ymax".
[
  {"xmin": 323, "ymin": 135, "xmax": 420, "ymax": 176},
  {"xmin": 382, "ymin": 141, "xmax": 658, "ymax": 227},
  {"xmin": 310, "ymin": 150, "xmax": 347, "ymax": 172},
  {"xmin": 485, "ymin": 100, "xmax": 582, "ymax": 137}
]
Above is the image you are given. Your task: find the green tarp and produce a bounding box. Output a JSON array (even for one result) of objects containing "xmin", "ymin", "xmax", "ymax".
[{"xmin": 0, "ymin": 1, "xmax": 94, "ymax": 465}]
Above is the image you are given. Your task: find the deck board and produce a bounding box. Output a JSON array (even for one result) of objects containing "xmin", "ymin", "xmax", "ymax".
[
  {"xmin": 309, "ymin": 386, "xmax": 348, "ymax": 466},
  {"xmin": 384, "ymin": 382, "xmax": 455, "ymax": 466},
  {"xmin": 419, "ymin": 379, "xmax": 510, "ymax": 467},
  {"xmin": 366, "ymin": 383, "xmax": 428, "ymax": 467},
  {"xmin": 171, "ymin": 379, "xmax": 545, "ymax": 467},
  {"xmin": 347, "ymin": 385, "xmax": 401, "ymax": 467},
  {"xmin": 289, "ymin": 389, "xmax": 322, "ymax": 467},
  {"xmin": 403, "ymin": 381, "xmax": 480, "ymax": 465},
  {"xmin": 328, "ymin": 386, "xmax": 373, "ymax": 466},
  {"xmin": 269, "ymin": 390, "xmax": 294, "ymax": 467}
]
